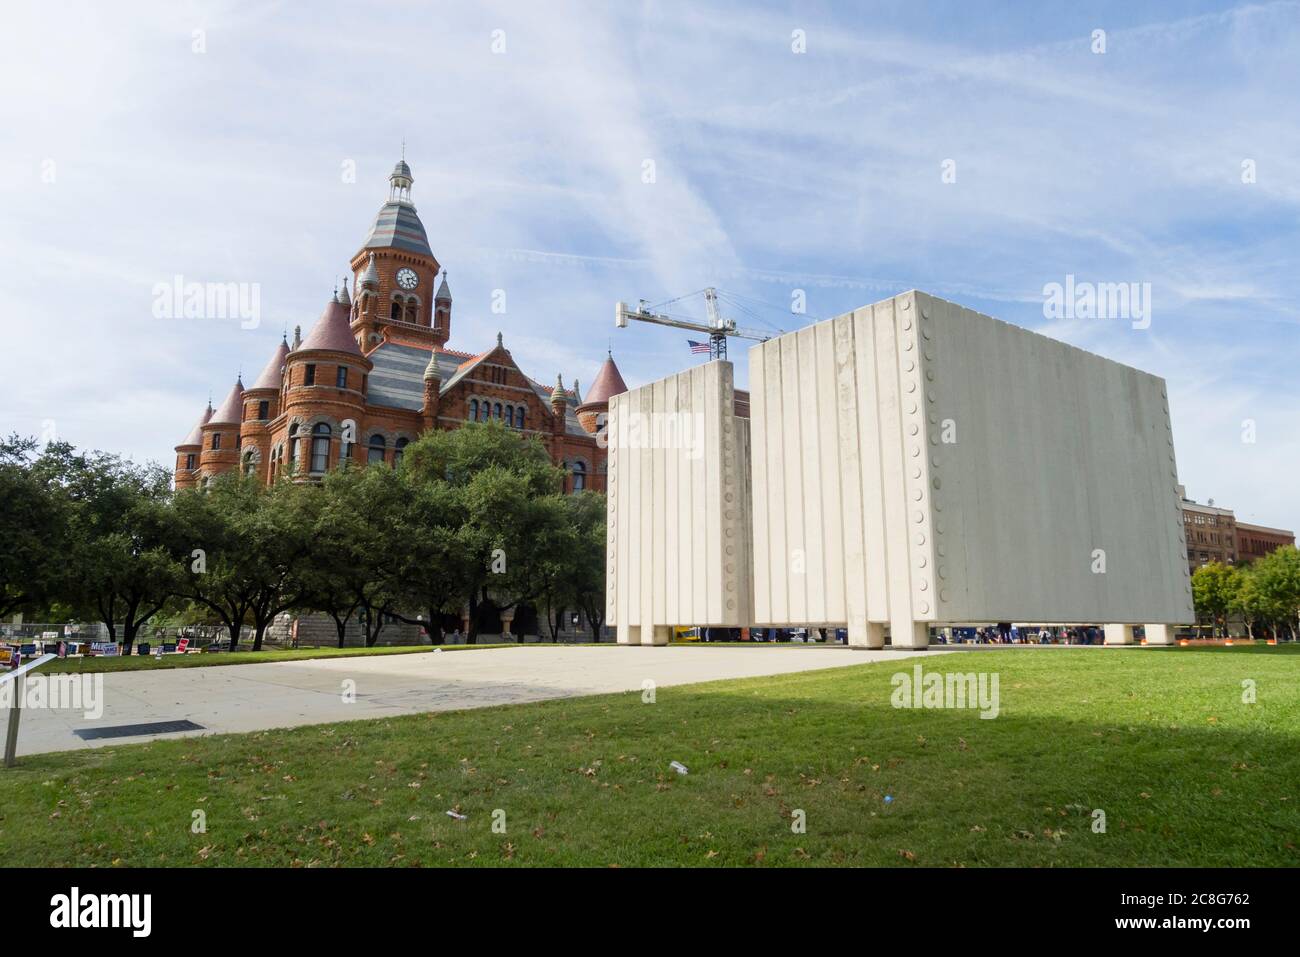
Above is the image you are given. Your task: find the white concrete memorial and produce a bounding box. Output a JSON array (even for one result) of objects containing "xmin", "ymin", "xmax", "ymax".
[
  {"xmin": 607, "ymin": 290, "xmax": 1194, "ymax": 649},
  {"xmin": 606, "ymin": 361, "xmax": 753, "ymax": 645}
]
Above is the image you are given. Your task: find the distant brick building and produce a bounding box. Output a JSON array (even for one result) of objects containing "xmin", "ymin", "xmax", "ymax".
[
  {"xmin": 174, "ymin": 158, "xmax": 627, "ymax": 495},
  {"xmin": 1236, "ymin": 521, "xmax": 1295, "ymax": 564},
  {"xmin": 1178, "ymin": 485, "xmax": 1295, "ymax": 572}
]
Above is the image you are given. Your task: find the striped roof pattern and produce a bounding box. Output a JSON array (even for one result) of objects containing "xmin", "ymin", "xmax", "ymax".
[
  {"xmin": 363, "ymin": 201, "xmax": 433, "ymax": 257},
  {"xmin": 367, "ymin": 342, "xmax": 464, "ymax": 411}
]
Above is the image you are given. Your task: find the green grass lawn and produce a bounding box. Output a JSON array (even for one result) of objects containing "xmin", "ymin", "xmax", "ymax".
[
  {"xmin": 33, "ymin": 643, "xmax": 516, "ymax": 675},
  {"xmin": 2, "ymin": 645, "xmax": 1297, "ymax": 867}
]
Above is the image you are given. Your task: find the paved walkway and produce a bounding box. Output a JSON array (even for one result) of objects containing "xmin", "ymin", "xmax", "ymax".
[{"xmin": 13, "ymin": 645, "xmax": 941, "ymax": 757}]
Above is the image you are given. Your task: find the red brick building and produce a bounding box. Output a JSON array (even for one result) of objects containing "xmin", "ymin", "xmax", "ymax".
[
  {"xmin": 174, "ymin": 159, "xmax": 626, "ymax": 493},
  {"xmin": 1236, "ymin": 521, "xmax": 1295, "ymax": 564}
]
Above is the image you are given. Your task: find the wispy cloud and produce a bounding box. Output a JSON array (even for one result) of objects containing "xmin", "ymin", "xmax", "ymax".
[{"xmin": 0, "ymin": 0, "xmax": 1297, "ymax": 531}]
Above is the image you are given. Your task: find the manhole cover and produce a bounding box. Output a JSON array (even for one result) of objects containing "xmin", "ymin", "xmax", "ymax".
[{"xmin": 74, "ymin": 719, "xmax": 205, "ymax": 741}]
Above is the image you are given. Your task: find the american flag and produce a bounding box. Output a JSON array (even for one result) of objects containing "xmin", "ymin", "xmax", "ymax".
[{"xmin": 688, "ymin": 339, "xmax": 711, "ymax": 355}]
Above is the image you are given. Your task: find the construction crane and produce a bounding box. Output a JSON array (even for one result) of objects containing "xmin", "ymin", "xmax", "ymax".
[{"xmin": 615, "ymin": 287, "xmax": 778, "ymax": 360}]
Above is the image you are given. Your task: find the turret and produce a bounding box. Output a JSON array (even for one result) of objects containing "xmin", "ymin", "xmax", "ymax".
[
  {"xmin": 174, "ymin": 401, "xmax": 212, "ymax": 490},
  {"xmin": 576, "ymin": 352, "xmax": 628, "ymax": 435},
  {"xmin": 199, "ymin": 377, "xmax": 245, "ymax": 481},
  {"xmin": 422, "ymin": 350, "xmax": 441, "ymax": 431},
  {"xmin": 551, "ymin": 375, "xmax": 568, "ymax": 436},
  {"xmin": 281, "ymin": 291, "xmax": 374, "ymax": 477},
  {"xmin": 434, "ymin": 271, "xmax": 452, "ymax": 343}
]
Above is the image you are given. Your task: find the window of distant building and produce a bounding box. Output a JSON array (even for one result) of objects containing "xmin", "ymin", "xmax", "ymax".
[
  {"xmin": 243, "ymin": 451, "xmax": 257, "ymax": 476},
  {"xmin": 212, "ymin": 432, "xmax": 222, "ymax": 450},
  {"xmin": 368, "ymin": 434, "xmax": 386, "ymax": 465},
  {"xmin": 394, "ymin": 437, "xmax": 408, "ymax": 467},
  {"xmin": 572, "ymin": 460, "xmax": 587, "ymax": 492},
  {"xmin": 258, "ymin": 400, "xmax": 269, "ymax": 420},
  {"xmin": 310, "ymin": 423, "xmax": 331, "ymax": 473},
  {"xmin": 305, "ymin": 364, "xmax": 316, "ymax": 386},
  {"xmin": 469, "ymin": 399, "xmax": 478, "ymax": 420},
  {"xmin": 185, "ymin": 453, "xmax": 195, "ymax": 470},
  {"xmin": 288, "ymin": 424, "xmax": 299, "ymax": 469},
  {"xmin": 336, "ymin": 366, "xmax": 348, "ymax": 389},
  {"xmin": 494, "ymin": 402, "xmax": 503, "ymax": 420}
]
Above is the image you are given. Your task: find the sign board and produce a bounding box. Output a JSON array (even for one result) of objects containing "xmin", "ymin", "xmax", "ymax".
[
  {"xmin": 177, "ymin": 637, "xmax": 190, "ymax": 654},
  {"xmin": 92, "ymin": 642, "xmax": 119, "ymax": 657}
]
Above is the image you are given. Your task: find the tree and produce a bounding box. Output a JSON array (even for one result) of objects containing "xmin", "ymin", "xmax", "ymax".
[
  {"xmin": 385, "ymin": 477, "xmax": 472, "ymax": 645},
  {"xmin": 35, "ymin": 443, "xmax": 180, "ymax": 652},
  {"xmin": 565, "ymin": 491, "xmax": 608, "ymax": 642},
  {"xmin": 401, "ymin": 422, "xmax": 564, "ymax": 642},
  {"xmin": 0, "ymin": 435, "xmax": 68, "ymax": 620},
  {"xmin": 173, "ymin": 474, "xmax": 314, "ymax": 651},
  {"xmin": 1229, "ymin": 565, "xmax": 1268, "ymax": 639},
  {"xmin": 1252, "ymin": 546, "xmax": 1300, "ymax": 641},
  {"xmin": 1191, "ymin": 561, "xmax": 1239, "ymax": 638},
  {"xmin": 297, "ymin": 464, "xmax": 406, "ymax": 647}
]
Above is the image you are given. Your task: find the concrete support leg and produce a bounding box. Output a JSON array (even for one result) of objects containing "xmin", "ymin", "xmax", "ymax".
[
  {"xmin": 889, "ymin": 621, "xmax": 930, "ymax": 649},
  {"xmin": 642, "ymin": 625, "xmax": 670, "ymax": 646},
  {"xmin": 617, "ymin": 623, "xmax": 639, "ymax": 645},
  {"xmin": 1144, "ymin": 624, "xmax": 1176, "ymax": 646},
  {"xmin": 848, "ymin": 620, "xmax": 886, "ymax": 649},
  {"xmin": 1104, "ymin": 624, "xmax": 1136, "ymax": 645}
]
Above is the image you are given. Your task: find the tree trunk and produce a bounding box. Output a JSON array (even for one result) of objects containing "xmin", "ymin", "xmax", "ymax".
[{"xmin": 331, "ymin": 612, "xmax": 348, "ymax": 648}]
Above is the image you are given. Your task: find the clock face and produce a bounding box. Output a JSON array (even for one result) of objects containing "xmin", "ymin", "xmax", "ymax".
[{"xmin": 395, "ymin": 268, "xmax": 419, "ymax": 290}]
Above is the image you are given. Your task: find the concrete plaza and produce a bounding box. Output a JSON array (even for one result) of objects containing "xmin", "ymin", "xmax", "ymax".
[{"xmin": 12, "ymin": 645, "xmax": 943, "ymax": 757}]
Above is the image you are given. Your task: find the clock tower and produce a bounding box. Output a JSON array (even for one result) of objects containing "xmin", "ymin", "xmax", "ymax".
[{"xmin": 349, "ymin": 158, "xmax": 449, "ymax": 349}]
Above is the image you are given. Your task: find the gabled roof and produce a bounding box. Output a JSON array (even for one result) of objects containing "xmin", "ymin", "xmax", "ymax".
[
  {"xmin": 362, "ymin": 340, "xmax": 593, "ymax": 436},
  {"xmin": 178, "ymin": 403, "xmax": 213, "ymax": 448},
  {"xmin": 208, "ymin": 378, "xmax": 244, "ymax": 426},
  {"xmin": 363, "ymin": 201, "xmax": 434, "ymax": 258},
  {"xmin": 248, "ymin": 338, "xmax": 290, "ymax": 391},
  {"xmin": 578, "ymin": 354, "xmax": 628, "ymax": 407},
  {"xmin": 299, "ymin": 297, "xmax": 364, "ymax": 357}
]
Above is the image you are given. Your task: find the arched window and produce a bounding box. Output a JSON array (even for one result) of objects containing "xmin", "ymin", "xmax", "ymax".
[
  {"xmin": 310, "ymin": 423, "xmax": 331, "ymax": 473},
  {"xmin": 572, "ymin": 460, "xmax": 587, "ymax": 492},
  {"xmin": 469, "ymin": 399, "xmax": 478, "ymax": 421},
  {"xmin": 493, "ymin": 402, "xmax": 503, "ymax": 420},
  {"xmin": 394, "ymin": 437, "xmax": 409, "ymax": 467},
  {"xmin": 243, "ymin": 450, "xmax": 257, "ymax": 476},
  {"xmin": 368, "ymin": 434, "xmax": 386, "ymax": 465},
  {"xmin": 390, "ymin": 300, "xmax": 402, "ymax": 321},
  {"xmin": 478, "ymin": 401, "xmax": 488, "ymax": 422},
  {"xmin": 403, "ymin": 297, "xmax": 417, "ymax": 323},
  {"xmin": 517, "ymin": 407, "xmax": 525, "ymax": 430},
  {"xmin": 288, "ymin": 424, "xmax": 299, "ymax": 470}
]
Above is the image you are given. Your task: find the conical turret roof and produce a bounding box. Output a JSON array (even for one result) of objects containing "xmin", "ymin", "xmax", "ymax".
[
  {"xmin": 249, "ymin": 338, "xmax": 290, "ymax": 391},
  {"xmin": 178, "ymin": 403, "xmax": 213, "ymax": 448},
  {"xmin": 579, "ymin": 354, "xmax": 628, "ymax": 407},
  {"xmin": 209, "ymin": 378, "xmax": 245, "ymax": 426},
  {"xmin": 299, "ymin": 295, "xmax": 364, "ymax": 357}
]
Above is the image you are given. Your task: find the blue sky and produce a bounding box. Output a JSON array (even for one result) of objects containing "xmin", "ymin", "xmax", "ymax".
[{"xmin": 2, "ymin": 0, "xmax": 1298, "ymax": 530}]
